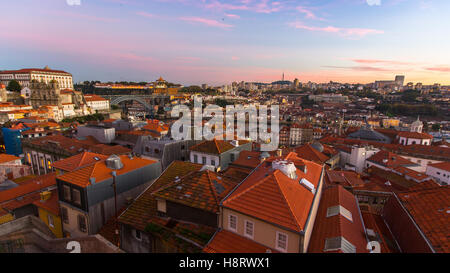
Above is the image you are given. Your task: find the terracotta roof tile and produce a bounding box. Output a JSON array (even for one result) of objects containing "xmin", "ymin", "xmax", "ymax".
[
  {"xmin": 222, "ymin": 152, "xmax": 323, "ymax": 232},
  {"xmin": 203, "ymin": 229, "xmax": 279, "ymax": 253},
  {"xmin": 308, "ymin": 186, "xmax": 368, "ymax": 253},
  {"xmin": 32, "ymin": 189, "xmax": 60, "ymax": 216},
  {"xmin": 152, "ymin": 170, "xmax": 239, "ymax": 213},
  {"xmin": 0, "ymin": 154, "xmax": 21, "ymax": 164},
  {"xmin": 0, "ymin": 173, "xmax": 56, "ymax": 204},
  {"xmin": 118, "ymin": 161, "xmax": 203, "ymax": 231},
  {"xmin": 397, "ymin": 186, "xmax": 450, "ymax": 252},
  {"xmin": 52, "ymin": 152, "xmax": 109, "ymax": 172},
  {"xmin": 428, "ymin": 162, "xmax": 450, "ymax": 172},
  {"xmin": 367, "ymin": 150, "xmax": 417, "ymax": 169},
  {"xmin": 190, "ymin": 139, "xmax": 236, "ymax": 155},
  {"xmin": 57, "ymin": 155, "xmax": 157, "ymax": 188}
]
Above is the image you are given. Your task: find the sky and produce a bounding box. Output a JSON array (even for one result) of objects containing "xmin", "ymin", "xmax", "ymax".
[{"xmin": 1, "ymin": 0, "xmax": 450, "ymax": 86}]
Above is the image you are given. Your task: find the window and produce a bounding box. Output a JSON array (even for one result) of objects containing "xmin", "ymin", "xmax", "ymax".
[
  {"xmin": 326, "ymin": 205, "xmax": 353, "ymax": 222},
  {"xmin": 73, "ymin": 189, "xmax": 81, "ymax": 206},
  {"xmin": 63, "ymin": 185, "xmax": 71, "ymax": 201},
  {"xmin": 48, "ymin": 215, "xmax": 54, "ymax": 228},
  {"xmin": 78, "ymin": 214, "xmax": 87, "ymax": 233},
  {"xmin": 202, "ymin": 157, "xmax": 207, "ymax": 165},
  {"xmin": 211, "ymin": 159, "xmax": 216, "ymax": 166},
  {"xmin": 194, "ymin": 154, "xmax": 198, "ymax": 163},
  {"xmin": 134, "ymin": 229, "xmax": 142, "ymax": 241},
  {"xmin": 228, "ymin": 214, "xmax": 237, "ymax": 232},
  {"xmin": 61, "ymin": 207, "xmax": 69, "ymax": 224},
  {"xmin": 276, "ymin": 232, "xmax": 288, "ymax": 252},
  {"xmin": 244, "ymin": 220, "xmax": 254, "ymax": 239}
]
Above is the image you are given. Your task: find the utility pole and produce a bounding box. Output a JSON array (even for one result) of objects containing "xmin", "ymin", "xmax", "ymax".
[{"xmin": 111, "ymin": 171, "xmax": 119, "ymax": 247}]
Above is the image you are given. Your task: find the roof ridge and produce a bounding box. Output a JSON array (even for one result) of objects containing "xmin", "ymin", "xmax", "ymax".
[
  {"xmin": 206, "ymin": 171, "xmax": 220, "ymax": 205},
  {"xmin": 213, "ymin": 138, "xmax": 221, "ymax": 154}
]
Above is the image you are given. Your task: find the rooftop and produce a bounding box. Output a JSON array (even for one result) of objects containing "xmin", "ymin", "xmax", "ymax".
[
  {"xmin": 203, "ymin": 229, "xmax": 279, "ymax": 253},
  {"xmin": 57, "ymin": 155, "xmax": 157, "ymax": 188},
  {"xmin": 222, "ymin": 152, "xmax": 323, "ymax": 233}
]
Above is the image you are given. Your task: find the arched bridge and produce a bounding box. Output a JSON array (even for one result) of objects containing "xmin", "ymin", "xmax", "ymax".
[{"xmin": 110, "ymin": 95, "xmax": 153, "ymax": 111}]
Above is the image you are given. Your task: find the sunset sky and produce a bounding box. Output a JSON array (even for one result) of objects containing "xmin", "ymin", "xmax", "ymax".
[{"xmin": 1, "ymin": 0, "xmax": 450, "ymax": 85}]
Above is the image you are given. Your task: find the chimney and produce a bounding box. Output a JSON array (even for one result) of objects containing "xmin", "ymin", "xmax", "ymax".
[{"xmin": 40, "ymin": 191, "xmax": 52, "ymax": 202}]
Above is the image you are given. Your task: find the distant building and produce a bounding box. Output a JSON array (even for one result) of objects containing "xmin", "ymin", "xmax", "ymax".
[
  {"xmin": 189, "ymin": 139, "xmax": 252, "ymax": 171},
  {"xmin": 395, "ymin": 75, "xmax": 405, "ymax": 87},
  {"xmin": 0, "ymin": 66, "xmax": 73, "ymax": 89},
  {"xmin": 84, "ymin": 94, "xmax": 110, "ymax": 112},
  {"xmin": 77, "ymin": 125, "xmax": 116, "ymax": 144},
  {"xmin": 426, "ymin": 162, "xmax": 450, "ymax": 185}
]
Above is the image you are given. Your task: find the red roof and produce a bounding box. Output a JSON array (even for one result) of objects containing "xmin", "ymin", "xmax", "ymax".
[
  {"xmin": 32, "ymin": 189, "xmax": 60, "ymax": 216},
  {"xmin": 397, "ymin": 131, "xmax": 433, "ymax": 140},
  {"xmin": 222, "ymin": 152, "xmax": 323, "ymax": 233},
  {"xmin": 367, "ymin": 150, "xmax": 417, "ymax": 169},
  {"xmin": 293, "ymin": 144, "xmax": 330, "ymax": 164},
  {"xmin": 396, "ymin": 186, "xmax": 450, "ymax": 253},
  {"xmin": 0, "ymin": 68, "xmax": 71, "ymax": 75},
  {"xmin": 52, "ymin": 152, "xmax": 109, "ymax": 172},
  {"xmin": 428, "ymin": 162, "xmax": 450, "ymax": 172},
  {"xmin": 203, "ymin": 229, "xmax": 279, "ymax": 253},
  {"xmin": 0, "ymin": 154, "xmax": 21, "ymax": 164},
  {"xmin": 0, "ymin": 173, "xmax": 56, "ymax": 204},
  {"xmin": 152, "ymin": 170, "xmax": 238, "ymax": 213},
  {"xmin": 326, "ymin": 170, "xmax": 365, "ymax": 188},
  {"xmin": 190, "ymin": 139, "xmax": 237, "ymax": 155},
  {"xmin": 57, "ymin": 155, "xmax": 157, "ymax": 188},
  {"xmin": 361, "ymin": 211, "xmax": 400, "ymax": 253},
  {"xmin": 308, "ymin": 185, "xmax": 368, "ymax": 253}
]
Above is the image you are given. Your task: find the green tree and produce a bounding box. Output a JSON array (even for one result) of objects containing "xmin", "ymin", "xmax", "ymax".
[
  {"xmin": 432, "ymin": 123, "xmax": 441, "ymax": 131},
  {"xmin": 6, "ymin": 80, "xmax": 21, "ymax": 92}
]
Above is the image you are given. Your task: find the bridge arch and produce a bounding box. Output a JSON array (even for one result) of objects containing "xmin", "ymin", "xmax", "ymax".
[{"xmin": 111, "ymin": 95, "xmax": 153, "ymax": 111}]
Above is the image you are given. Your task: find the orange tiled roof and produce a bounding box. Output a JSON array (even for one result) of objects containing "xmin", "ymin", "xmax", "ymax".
[
  {"xmin": 89, "ymin": 144, "xmax": 131, "ymax": 155},
  {"xmin": 293, "ymin": 144, "xmax": 330, "ymax": 164},
  {"xmin": 152, "ymin": 170, "xmax": 238, "ymax": 213},
  {"xmin": 397, "ymin": 186, "xmax": 450, "ymax": 253},
  {"xmin": 118, "ymin": 161, "xmax": 203, "ymax": 231},
  {"xmin": 308, "ymin": 185, "xmax": 368, "ymax": 253},
  {"xmin": 0, "ymin": 154, "xmax": 20, "ymax": 164},
  {"xmin": 428, "ymin": 162, "xmax": 450, "ymax": 172},
  {"xmin": 57, "ymin": 155, "xmax": 157, "ymax": 188},
  {"xmin": 367, "ymin": 150, "xmax": 417, "ymax": 169},
  {"xmin": 0, "ymin": 173, "xmax": 56, "ymax": 204},
  {"xmin": 189, "ymin": 139, "xmax": 236, "ymax": 155},
  {"xmin": 361, "ymin": 211, "xmax": 400, "ymax": 253},
  {"xmin": 32, "ymin": 189, "xmax": 60, "ymax": 216},
  {"xmin": 52, "ymin": 152, "xmax": 109, "ymax": 172},
  {"xmin": 84, "ymin": 94, "xmax": 108, "ymax": 102},
  {"xmin": 203, "ymin": 229, "xmax": 279, "ymax": 253},
  {"xmin": 326, "ymin": 170, "xmax": 365, "ymax": 188},
  {"xmin": 397, "ymin": 131, "xmax": 433, "ymax": 139},
  {"xmin": 230, "ymin": 150, "xmax": 263, "ymax": 169},
  {"xmin": 222, "ymin": 152, "xmax": 323, "ymax": 232}
]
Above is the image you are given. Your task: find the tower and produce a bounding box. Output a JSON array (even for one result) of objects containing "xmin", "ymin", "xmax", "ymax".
[
  {"xmin": 282, "ymin": 72, "xmax": 284, "ymax": 82},
  {"xmin": 411, "ymin": 116, "xmax": 423, "ymax": 133}
]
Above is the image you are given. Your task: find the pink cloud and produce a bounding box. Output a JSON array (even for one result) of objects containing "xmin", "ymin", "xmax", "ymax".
[
  {"xmin": 231, "ymin": 56, "xmax": 240, "ymax": 61},
  {"xmin": 296, "ymin": 6, "xmax": 319, "ymax": 20},
  {"xmin": 425, "ymin": 67, "xmax": 450, "ymax": 72},
  {"xmin": 352, "ymin": 59, "xmax": 412, "ymax": 65},
  {"xmin": 290, "ymin": 21, "xmax": 384, "ymax": 38},
  {"xmin": 225, "ymin": 13, "xmax": 240, "ymax": 19},
  {"xmin": 324, "ymin": 66, "xmax": 392, "ymax": 72},
  {"xmin": 136, "ymin": 11, "xmax": 154, "ymax": 18},
  {"xmin": 179, "ymin": 16, "xmax": 233, "ymax": 28}
]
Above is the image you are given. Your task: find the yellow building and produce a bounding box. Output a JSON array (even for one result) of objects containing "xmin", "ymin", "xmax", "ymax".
[
  {"xmin": 382, "ymin": 118, "xmax": 400, "ymax": 128},
  {"xmin": 0, "ymin": 208, "xmax": 14, "ymax": 224},
  {"xmin": 33, "ymin": 190, "xmax": 63, "ymax": 238}
]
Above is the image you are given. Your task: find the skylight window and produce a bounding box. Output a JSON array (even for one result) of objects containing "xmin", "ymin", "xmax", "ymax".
[
  {"xmin": 326, "ymin": 205, "xmax": 353, "ymax": 222},
  {"xmin": 299, "ymin": 178, "xmax": 315, "ymax": 194}
]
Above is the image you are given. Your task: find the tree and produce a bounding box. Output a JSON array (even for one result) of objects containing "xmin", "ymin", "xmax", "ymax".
[
  {"xmin": 432, "ymin": 123, "xmax": 441, "ymax": 131},
  {"xmin": 6, "ymin": 80, "xmax": 21, "ymax": 92}
]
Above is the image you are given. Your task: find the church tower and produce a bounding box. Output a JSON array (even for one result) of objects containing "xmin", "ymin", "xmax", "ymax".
[{"xmin": 410, "ymin": 116, "xmax": 423, "ymax": 133}]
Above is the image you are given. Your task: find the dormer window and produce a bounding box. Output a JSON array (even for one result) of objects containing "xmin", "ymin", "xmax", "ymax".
[{"xmin": 326, "ymin": 205, "xmax": 353, "ymax": 222}]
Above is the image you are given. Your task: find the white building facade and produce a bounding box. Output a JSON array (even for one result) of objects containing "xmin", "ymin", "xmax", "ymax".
[{"xmin": 0, "ymin": 67, "xmax": 73, "ymax": 89}]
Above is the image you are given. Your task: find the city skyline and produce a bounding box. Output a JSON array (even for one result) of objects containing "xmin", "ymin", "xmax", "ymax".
[{"xmin": 2, "ymin": 0, "xmax": 450, "ymax": 85}]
